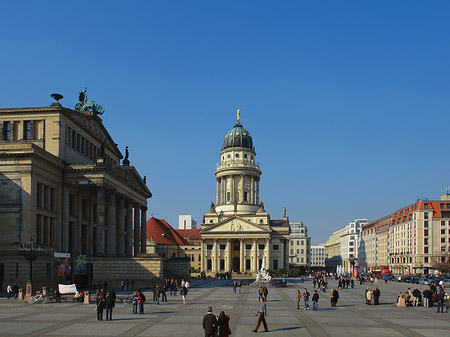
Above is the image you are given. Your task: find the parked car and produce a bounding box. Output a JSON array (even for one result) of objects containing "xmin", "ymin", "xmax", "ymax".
[{"xmin": 419, "ymin": 278, "xmax": 431, "ymax": 285}]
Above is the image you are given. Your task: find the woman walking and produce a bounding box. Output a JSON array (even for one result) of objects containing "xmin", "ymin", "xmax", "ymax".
[
  {"xmin": 217, "ymin": 311, "xmax": 231, "ymax": 337},
  {"xmin": 295, "ymin": 290, "xmax": 301, "ymax": 309},
  {"xmin": 180, "ymin": 285, "xmax": 188, "ymax": 304},
  {"xmin": 365, "ymin": 288, "xmax": 372, "ymax": 305},
  {"xmin": 132, "ymin": 291, "xmax": 138, "ymax": 314},
  {"xmin": 96, "ymin": 294, "xmax": 105, "ymax": 321}
]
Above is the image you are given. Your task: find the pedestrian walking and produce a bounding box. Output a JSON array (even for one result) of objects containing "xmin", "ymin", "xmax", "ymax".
[
  {"xmin": 444, "ymin": 292, "xmax": 450, "ymax": 313},
  {"xmin": 180, "ymin": 285, "xmax": 188, "ymax": 304},
  {"xmin": 303, "ymin": 288, "xmax": 310, "ymax": 310},
  {"xmin": 202, "ymin": 306, "xmax": 218, "ymax": 337},
  {"xmin": 161, "ymin": 284, "xmax": 168, "ymax": 303},
  {"xmin": 6, "ymin": 284, "xmax": 12, "ymax": 299},
  {"xmin": 237, "ymin": 280, "xmax": 242, "ymax": 294},
  {"xmin": 423, "ymin": 288, "xmax": 431, "ymax": 308},
  {"xmin": 263, "ymin": 286, "xmax": 268, "ymax": 301},
  {"xmin": 312, "ymin": 290, "xmax": 319, "ymax": 310},
  {"xmin": 330, "ymin": 288, "xmax": 339, "ymax": 307},
  {"xmin": 104, "ymin": 293, "xmax": 114, "ymax": 321},
  {"xmin": 252, "ymin": 297, "xmax": 268, "ymax": 333},
  {"xmin": 295, "ymin": 289, "xmax": 301, "ymax": 309},
  {"xmin": 121, "ymin": 280, "xmax": 125, "ymax": 292},
  {"xmin": 12, "ymin": 284, "xmax": 19, "ymax": 299},
  {"xmin": 232, "ymin": 280, "xmax": 237, "ymax": 294},
  {"xmin": 96, "ymin": 294, "xmax": 105, "ymax": 321},
  {"xmin": 217, "ymin": 310, "xmax": 231, "ymax": 337},
  {"xmin": 153, "ymin": 284, "xmax": 160, "ymax": 305}
]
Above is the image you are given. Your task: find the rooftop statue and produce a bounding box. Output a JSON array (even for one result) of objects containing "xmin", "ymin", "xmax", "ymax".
[{"xmin": 75, "ymin": 87, "xmax": 105, "ymax": 115}]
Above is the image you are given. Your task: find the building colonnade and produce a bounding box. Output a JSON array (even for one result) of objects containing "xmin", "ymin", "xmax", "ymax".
[{"xmin": 215, "ymin": 175, "xmax": 260, "ymax": 206}]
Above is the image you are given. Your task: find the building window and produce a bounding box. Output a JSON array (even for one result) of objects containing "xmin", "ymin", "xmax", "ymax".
[
  {"xmin": 23, "ymin": 121, "xmax": 32, "ymax": 140},
  {"xmin": 424, "ymin": 247, "xmax": 429, "ymax": 254},
  {"xmin": 233, "ymin": 245, "xmax": 239, "ymax": 251},
  {"xmin": 442, "ymin": 229, "xmax": 446, "ymax": 235},
  {"xmin": 424, "ymin": 221, "xmax": 429, "ymax": 228},
  {"xmin": 442, "ymin": 238, "xmax": 446, "ymax": 243},
  {"xmin": 244, "ymin": 192, "xmax": 248, "ymax": 202},
  {"xmin": 207, "ymin": 245, "xmax": 213, "ymax": 250},
  {"xmin": 424, "ymin": 229, "xmax": 429, "ymax": 236},
  {"xmin": 219, "ymin": 244, "xmax": 226, "ymax": 250},
  {"xmin": 442, "ymin": 221, "xmax": 446, "ymax": 226},
  {"xmin": 207, "ymin": 259, "xmax": 212, "ymax": 270},
  {"xmin": 425, "ymin": 257, "xmax": 429, "ymax": 263},
  {"xmin": 246, "ymin": 259, "xmax": 251, "ymax": 270},
  {"xmin": 301, "ymin": 241, "xmax": 304, "ymax": 245},
  {"xmin": 272, "ymin": 244, "xmax": 279, "ymax": 250},
  {"xmin": 273, "ymin": 259, "xmax": 278, "ymax": 270},
  {"xmin": 3, "ymin": 122, "xmax": 11, "ymax": 140},
  {"xmin": 258, "ymin": 244, "xmax": 265, "ymax": 250},
  {"xmin": 227, "ymin": 192, "xmax": 230, "ymax": 202},
  {"xmin": 301, "ymin": 249, "xmax": 304, "ymax": 254},
  {"xmin": 245, "ymin": 244, "xmax": 252, "ymax": 250},
  {"xmin": 69, "ymin": 194, "xmax": 75, "ymax": 216},
  {"xmin": 424, "ymin": 238, "xmax": 428, "ymax": 245},
  {"xmin": 290, "ymin": 249, "xmax": 293, "ymax": 254},
  {"xmin": 220, "ymin": 259, "xmax": 225, "ymax": 270}
]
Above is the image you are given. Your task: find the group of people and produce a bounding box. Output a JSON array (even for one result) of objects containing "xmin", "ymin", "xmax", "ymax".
[
  {"xmin": 397, "ymin": 284, "xmax": 450, "ymax": 313},
  {"xmin": 312, "ymin": 273, "xmax": 328, "ymax": 292},
  {"xmin": 364, "ymin": 287, "xmax": 381, "ymax": 305},
  {"xmin": 131, "ymin": 290, "xmax": 146, "ymax": 314},
  {"xmin": 258, "ymin": 285, "xmax": 268, "ymax": 301},
  {"xmin": 202, "ymin": 307, "xmax": 232, "ymax": 337},
  {"xmin": 120, "ymin": 279, "xmax": 135, "ymax": 292},
  {"xmin": 296, "ymin": 288, "xmax": 320, "ymax": 310},
  {"xmin": 95, "ymin": 290, "xmax": 117, "ymax": 321},
  {"xmin": 337, "ymin": 276, "xmax": 354, "ymax": 289},
  {"xmin": 232, "ymin": 280, "xmax": 242, "ymax": 294}
]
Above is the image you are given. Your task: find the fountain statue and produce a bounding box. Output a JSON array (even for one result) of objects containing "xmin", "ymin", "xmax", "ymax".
[{"xmin": 254, "ymin": 256, "xmax": 272, "ymax": 286}]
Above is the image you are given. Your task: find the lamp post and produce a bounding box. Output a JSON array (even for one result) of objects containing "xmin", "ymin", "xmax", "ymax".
[{"xmin": 18, "ymin": 237, "xmax": 43, "ymax": 282}]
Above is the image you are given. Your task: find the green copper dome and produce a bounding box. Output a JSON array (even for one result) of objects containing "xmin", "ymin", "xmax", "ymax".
[{"xmin": 223, "ymin": 122, "xmax": 253, "ymax": 149}]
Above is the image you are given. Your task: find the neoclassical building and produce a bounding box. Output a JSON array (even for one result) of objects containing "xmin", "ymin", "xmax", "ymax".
[
  {"xmin": 200, "ymin": 112, "xmax": 290, "ymax": 275},
  {"xmin": 0, "ymin": 93, "xmax": 156, "ymax": 290}
]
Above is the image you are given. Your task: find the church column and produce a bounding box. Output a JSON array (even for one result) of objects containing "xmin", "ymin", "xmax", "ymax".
[
  {"xmin": 125, "ymin": 201, "xmax": 133, "ymax": 257},
  {"xmin": 252, "ymin": 238, "xmax": 258, "ymax": 273},
  {"xmin": 256, "ymin": 179, "xmax": 260, "ymax": 204},
  {"xmin": 239, "ymin": 238, "xmax": 244, "ymax": 272},
  {"xmin": 96, "ymin": 189, "xmax": 106, "ymax": 256},
  {"xmin": 213, "ymin": 239, "xmax": 218, "ymax": 273},
  {"xmin": 133, "ymin": 204, "xmax": 140, "ymax": 256},
  {"xmin": 280, "ymin": 240, "xmax": 285, "ymax": 269},
  {"xmin": 200, "ymin": 239, "xmax": 205, "ymax": 272},
  {"xmin": 117, "ymin": 196, "xmax": 125, "ymax": 256},
  {"xmin": 240, "ymin": 175, "xmax": 244, "ymax": 203},
  {"xmin": 216, "ymin": 178, "xmax": 220, "ymax": 205},
  {"xmin": 140, "ymin": 206, "xmax": 147, "ymax": 254},
  {"xmin": 250, "ymin": 177, "xmax": 255, "ymax": 205},
  {"xmin": 264, "ymin": 238, "xmax": 270, "ymax": 270},
  {"xmin": 226, "ymin": 238, "xmax": 231, "ymax": 272},
  {"xmin": 106, "ymin": 192, "xmax": 116, "ymax": 256}
]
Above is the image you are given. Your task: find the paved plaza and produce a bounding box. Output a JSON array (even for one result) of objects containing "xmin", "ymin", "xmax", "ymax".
[{"xmin": 0, "ymin": 279, "xmax": 449, "ymax": 337}]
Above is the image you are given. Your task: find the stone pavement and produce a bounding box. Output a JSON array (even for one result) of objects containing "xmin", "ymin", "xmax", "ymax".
[{"xmin": 0, "ymin": 278, "xmax": 449, "ymax": 336}]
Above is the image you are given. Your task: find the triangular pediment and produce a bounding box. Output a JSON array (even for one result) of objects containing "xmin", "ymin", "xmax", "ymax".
[
  {"xmin": 202, "ymin": 216, "xmax": 271, "ymax": 234},
  {"xmin": 111, "ymin": 166, "xmax": 151, "ymax": 197}
]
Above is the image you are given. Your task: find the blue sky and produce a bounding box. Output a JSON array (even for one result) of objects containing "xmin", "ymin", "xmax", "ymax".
[{"xmin": 1, "ymin": 1, "xmax": 450, "ymax": 243}]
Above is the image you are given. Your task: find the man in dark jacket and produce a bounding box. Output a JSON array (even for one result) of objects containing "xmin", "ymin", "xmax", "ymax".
[
  {"xmin": 373, "ymin": 287, "xmax": 381, "ymax": 305},
  {"xmin": 202, "ymin": 306, "xmax": 217, "ymax": 337},
  {"xmin": 412, "ymin": 288, "xmax": 421, "ymax": 307},
  {"xmin": 423, "ymin": 288, "xmax": 431, "ymax": 308},
  {"xmin": 104, "ymin": 293, "xmax": 114, "ymax": 321},
  {"xmin": 436, "ymin": 291, "xmax": 445, "ymax": 313}
]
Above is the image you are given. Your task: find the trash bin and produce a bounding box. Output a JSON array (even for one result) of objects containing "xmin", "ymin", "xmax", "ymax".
[
  {"xmin": 83, "ymin": 291, "xmax": 90, "ymax": 304},
  {"xmin": 18, "ymin": 288, "xmax": 24, "ymax": 300}
]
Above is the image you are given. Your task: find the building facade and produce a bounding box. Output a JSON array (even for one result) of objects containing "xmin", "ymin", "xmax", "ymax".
[
  {"xmin": 289, "ymin": 221, "xmax": 310, "ymax": 267},
  {"xmin": 340, "ymin": 219, "xmax": 367, "ymax": 273},
  {"xmin": 178, "ymin": 215, "xmax": 197, "ymax": 229},
  {"xmin": 310, "ymin": 245, "xmax": 326, "ymax": 268},
  {"xmin": 0, "ymin": 95, "xmax": 153, "ymax": 290},
  {"xmin": 359, "ymin": 194, "xmax": 450, "ymax": 275},
  {"xmin": 200, "ymin": 113, "xmax": 290, "ymax": 275},
  {"xmin": 324, "ymin": 227, "xmax": 346, "ymax": 271}
]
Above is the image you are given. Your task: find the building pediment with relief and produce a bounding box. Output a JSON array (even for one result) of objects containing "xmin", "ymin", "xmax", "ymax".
[{"xmin": 202, "ymin": 216, "xmax": 271, "ymax": 234}]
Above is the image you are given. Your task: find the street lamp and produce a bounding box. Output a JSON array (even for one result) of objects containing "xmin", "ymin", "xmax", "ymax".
[{"xmin": 18, "ymin": 237, "xmax": 43, "ymax": 282}]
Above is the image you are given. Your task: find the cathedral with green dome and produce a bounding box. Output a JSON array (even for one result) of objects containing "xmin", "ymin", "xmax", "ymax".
[{"xmin": 200, "ymin": 109, "xmax": 290, "ymax": 275}]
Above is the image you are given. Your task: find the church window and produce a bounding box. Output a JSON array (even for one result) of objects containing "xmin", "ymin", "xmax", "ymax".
[
  {"xmin": 220, "ymin": 259, "xmax": 225, "ymax": 270},
  {"xmin": 227, "ymin": 192, "xmax": 230, "ymax": 202},
  {"xmin": 207, "ymin": 259, "xmax": 212, "ymax": 270},
  {"xmin": 246, "ymin": 259, "xmax": 251, "ymax": 270},
  {"xmin": 245, "ymin": 244, "xmax": 252, "ymax": 250},
  {"xmin": 233, "ymin": 245, "xmax": 239, "ymax": 251},
  {"xmin": 220, "ymin": 244, "xmax": 226, "ymax": 250},
  {"xmin": 235, "ymin": 153, "xmax": 239, "ymax": 158},
  {"xmin": 244, "ymin": 154, "xmax": 248, "ymax": 159},
  {"xmin": 258, "ymin": 244, "xmax": 265, "ymax": 250},
  {"xmin": 273, "ymin": 259, "xmax": 278, "ymax": 270},
  {"xmin": 259, "ymin": 219, "xmax": 263, "ymax": 224},
  {"xmin": 209, "ymin": 220, "xmax": 213, "ymax": 223},
  {"xmin": 272, "ymin": 244, "xmax": 279, "ymax": 250},
  {"xmin": 207, "ymin": 244, "xmax": 213, "ymax": 250},
  {"xmin": 227, "ymin": 154, "xmax": 231, "ymax": 159}
]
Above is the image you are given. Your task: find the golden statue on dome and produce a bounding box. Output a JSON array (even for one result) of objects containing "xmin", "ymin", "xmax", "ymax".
[{"xmin": 237, "ymin": 105, "xmax": 241, "ymax": 122}]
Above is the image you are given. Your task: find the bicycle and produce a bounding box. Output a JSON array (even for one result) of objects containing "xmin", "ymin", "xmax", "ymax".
[{"xmin": 27, "ymin": 294, "xmax": 49, "ymax": 304}]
